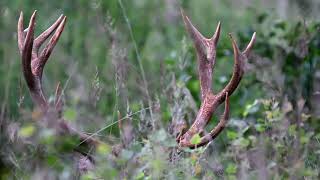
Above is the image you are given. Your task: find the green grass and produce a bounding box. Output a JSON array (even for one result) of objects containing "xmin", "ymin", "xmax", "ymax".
[{"xmin": 0, "ymin": 0, "xmax": 320, "ymax": 179}]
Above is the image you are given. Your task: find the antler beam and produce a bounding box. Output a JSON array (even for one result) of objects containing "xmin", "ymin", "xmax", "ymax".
[{"xmin": 177, "ymin": 9, "xmax": 256, "ymax": 148}]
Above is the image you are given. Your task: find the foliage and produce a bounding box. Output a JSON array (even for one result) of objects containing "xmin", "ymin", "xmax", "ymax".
[{"xmin": 0, "ymin": 0, "xmax": 319, "ymax": 179}]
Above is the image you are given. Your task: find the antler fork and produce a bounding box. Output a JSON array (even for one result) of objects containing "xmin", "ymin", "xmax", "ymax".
[
  {"xmin": 18, "ymin": 10, "xmax": 66, "ymax": 110},
  {"xmin": 17, "ymin": 11, "xmax": 100, "ymax": 147},
  {"xmin": 177, "ymin": 10, "xmax": 256, "ymax": 148}
]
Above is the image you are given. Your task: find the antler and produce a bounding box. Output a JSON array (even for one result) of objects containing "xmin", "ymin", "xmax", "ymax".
[
  {"xmin": 17, "ymin": 11, "xmax": 100, "ymax": 148},
  {"xmin": 18, "ymin": 10, "xmax": 66, "ymax": 109},
  {"xmin": 177, "ymin": 10, "xmax": 256, "ymax": 148}
]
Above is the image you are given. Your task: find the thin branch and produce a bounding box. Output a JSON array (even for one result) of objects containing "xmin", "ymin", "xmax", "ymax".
[{"xmin": 77, "ymin": 107, "xmax": 151, "ymax": 146}]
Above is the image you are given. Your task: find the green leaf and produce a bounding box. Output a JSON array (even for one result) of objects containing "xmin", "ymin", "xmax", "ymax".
[
  {"xmin": 240, "ymin": 138, "xmax": 250, "ymax": 148},
  {"xmin": 57, "ymin": 136, "xmax": 79, "ymax": 152},
  {"xmin": 227, "ymin": 175, "xmax": 237, "ymax": 180},
  {"xmin": 63, "ymin": 108, "xmax": 77, "ymax": 121},
  {"xmin": 188, "ymin": 80, "xmax": 200, "ymax": 93},
  {"xmin": 300, "ymin": 136, "xmax": 309, "ymax": 144},
  {"xmin": 97, "ymin": 143, "xmax": 111, "ymax": 154},
  {"xmin": 135, "ymin": 171, "xmax": 145, "ymax": 180},
  {"xmin": 81, "ymin": 172, "xmax": 96, "ymax": 180},
  {"xmin": 243, "ymin": 100, "xmax": 260, "ymax": 117},
  {"xmin": 288, "ymin": 124, "xmax": 297, "ymax": 136},
  {"xmin": 19, "ymin": 125, "xmax": 36, "ymax": 138},
  {"xmin": 40, "ymin": 129, "xmax": 55, "ymax": 145},
  {"xmin": 227, "ymin": 130, "xmax": 238, "ymax": 140},
  {"xmin": 255, "ymin": 124, "xmax": 266, "ymax": 132},
  {"xmin": 232, "ymin": 137, "xmax": 250, "ymax": 148},
  {"xmin": 46, "ymin": 154, "xmax": 63, "ymax": 171},
  {"xmin": 46, "ymin": 155, "xmax": 58, "ymax": 166},
  {"xmin": 190, "ymin": 134, "xmax": 201, "ymax": 145},
  {"xmin": 226, "ymin": 163, "xmax": 237, "ymax": 174},
  {"xmin": 164, "ymin": 58, "xmax": 175, "ymax": 66}
]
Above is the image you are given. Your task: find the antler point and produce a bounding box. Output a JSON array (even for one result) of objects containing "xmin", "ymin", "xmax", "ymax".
[
  {"xmin": 243, "ymin": 32, "xmax": 257, "ymax": 56},
  {"xmin": 180, "ymin": 8, "xmax": 186, "ymax": 16},
  {"xmin": 211, "ymin": 21, "xmax": 221, "ymax": 44},
  {"xmin": 30, "ymin": 10, "xmax": 37, "ymax": 22}
]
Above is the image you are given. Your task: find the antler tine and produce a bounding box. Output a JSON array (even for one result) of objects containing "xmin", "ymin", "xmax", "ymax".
[
  {"xmin": 17, "ymin": 12, "xmax": 25, "ymax": 53},
  {"xmin": 180, "ymin": 8, "xmax": 207, "ymax": 55},
  {"xmin": 243, "ymin": 32, "xmax": 256, "ymax": 57},
  {"xmin": 206, "ymin": 21, "xmax": 221, "ymax": 76},
  {"xmin": 215, "ymin": 32, "xmax": 256, "ymax": 104},
  {"xmin": 54, "ymin": 82, "xmax": 63, "ymax": 117},
  {"xmin": 37, "ymin": 16, "xmax": 66, "ymax": 77},
  {"xmin": 181, "ymin": 9, "xmax": 221, "ymax": 100},
  {"xmin": 210, "ymin": 21, "xmax": 221, "ymax": 46},
  {"xmin": 34, "ymin": 14, "xmax": 64, "ymax": 51}
]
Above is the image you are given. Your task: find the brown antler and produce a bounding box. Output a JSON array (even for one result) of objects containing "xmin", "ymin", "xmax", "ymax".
[
  {"xmin": 18, "ymin": 11, "xmax": 66, "ymax": 109},
  {"xmin": 177, "ymin": 10, "xmax": 256, "ymax": 148},
  {"xmin": 17, "ymin": 11, "xmax": 100, "ymax": 148}
]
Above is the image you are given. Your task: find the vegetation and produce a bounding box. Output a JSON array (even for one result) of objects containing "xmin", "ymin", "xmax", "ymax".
[{"xmin": 0, "ymin": 0, "xmax": 319, "ymax": 179}]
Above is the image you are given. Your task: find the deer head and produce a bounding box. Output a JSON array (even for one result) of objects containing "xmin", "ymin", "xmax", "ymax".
[{"xmin": 176, "ymin": 10, "xmax": 256, "ymax": 148}]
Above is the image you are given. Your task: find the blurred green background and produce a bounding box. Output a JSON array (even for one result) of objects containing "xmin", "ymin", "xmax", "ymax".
[{"xmin": 0, "ymin": 0, "xmax": 320, "ymax": 179}]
